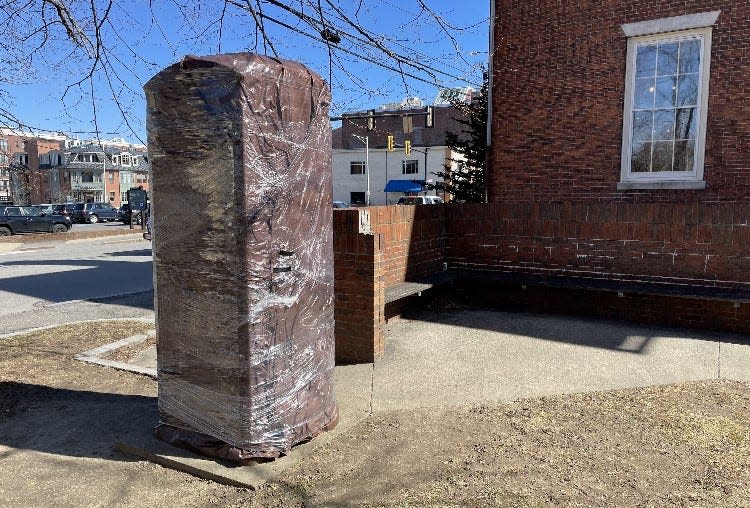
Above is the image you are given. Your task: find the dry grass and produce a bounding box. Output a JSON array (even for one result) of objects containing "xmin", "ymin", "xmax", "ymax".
[
  {"xmin": 0, "ymin": 228, "xmax": 141, "ymax": 244},
  {"xmin": 250, "ymin": 381, "xmax": 750, "ymax": 507},
  {"xmin": 1, "ymin": 320, "xmax": 750, "ymax": 506},
  {"xmin": 0, "ymin": 320, "xmax": 156, "ymax": 422}
]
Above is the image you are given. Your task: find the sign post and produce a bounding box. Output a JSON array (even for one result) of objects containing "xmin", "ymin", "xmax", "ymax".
[{"xmin": 127, "ymin": 187, "xmax": 147, "ymax": 230}]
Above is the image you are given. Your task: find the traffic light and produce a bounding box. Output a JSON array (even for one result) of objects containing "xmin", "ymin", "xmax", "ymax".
[
  {"xmin": 425, "ymin": 106, "xmax": 434, "ymax": 128},
  {"xmin": 387, "ymin": 134, "xmax": 394, "ymax": 151},
  {"xmin": 367, "ymin": 109, "xmax": 375, "ymax": 131},
  {"xmin": 404, "ymin": 140, "xmax": 411, "ymax": 155}
]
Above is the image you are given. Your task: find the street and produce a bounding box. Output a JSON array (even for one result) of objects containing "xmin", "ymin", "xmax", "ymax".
[
  {"xmin": 72, "ymin": 221, "xmax": 146, "ymax": 232},
  {"xmin": 0, "ymin": 236, "xmax": 153, "ymax": 321}
]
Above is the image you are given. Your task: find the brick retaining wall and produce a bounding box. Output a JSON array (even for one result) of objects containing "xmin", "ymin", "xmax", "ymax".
[
  {"xmin": 445, "ymin": 202, "xmax": 750, "ymax": 287},
  {"xmin": 333, "ymin": 201, "xmax": 750, "ymax": 363}
]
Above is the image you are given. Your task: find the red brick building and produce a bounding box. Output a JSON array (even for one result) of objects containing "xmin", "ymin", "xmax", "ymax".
[
  {"xmin": 332, "ymin": 4, "xmax": 750, "ymax": 363},
  {"xmin": 464, "ymin": 2, "xmax": 750, "ymax": 329},
  {"xmin": 0, "ymin": 130, "xmax": 66, "ymax": 204}
]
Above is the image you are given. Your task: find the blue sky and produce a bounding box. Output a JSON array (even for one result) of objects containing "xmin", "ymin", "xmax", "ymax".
[{"xmin": 5, "ymin": 1, "xmax": 488, "ymax": 143}]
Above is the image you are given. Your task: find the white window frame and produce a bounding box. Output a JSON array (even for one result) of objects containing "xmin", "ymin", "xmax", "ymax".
[
  {"xmin": 619, "ymin": 11, "xmax": 719, "ymax": 190},
  {"xmin": 350, "ymin": 161, "xmax": 366, "ymax": 175},
  {"xmin": 402, "ymin": 159, "xmax": 419, "ymax": 175}
]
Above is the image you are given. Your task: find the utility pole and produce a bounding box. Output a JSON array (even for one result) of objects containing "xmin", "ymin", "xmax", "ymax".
[
  {"xmin": 365, "ymin": 136, "xmax": 370, "ymax": 206},
  {"xmin": 352, "ymin": 134, "xmax": 370, "ymax": 206},
  {"xmin": 102, "ymin": 148, "xmax": 106, "ymax": 204},
  {"xmin": 385, "ymin": 149, "xmax": 388, "ymax": 205},
  {"xmin": 424, "ymin": 146, "xmax": 429, "ymax": 196}
]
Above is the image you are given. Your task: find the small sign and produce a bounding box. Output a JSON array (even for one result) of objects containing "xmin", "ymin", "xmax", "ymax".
[{"xmin": 128, "ymin": 188, "xmax": 148, "ymax": 210}]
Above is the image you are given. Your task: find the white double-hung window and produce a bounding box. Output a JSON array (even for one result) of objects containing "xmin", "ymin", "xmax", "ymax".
[{"xmin": 619, "ymin": 11, "xmax": 719, "ymax": 189}]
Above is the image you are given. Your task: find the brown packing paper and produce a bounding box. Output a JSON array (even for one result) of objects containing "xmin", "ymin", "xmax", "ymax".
[{"xmin": 145, "ymin": 53, "xmax": 338, "ymax": 460}]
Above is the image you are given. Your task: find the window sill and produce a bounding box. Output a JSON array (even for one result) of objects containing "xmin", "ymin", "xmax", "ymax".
[{"xmin": 617, "ymin": 180, "xmax": 706, "ymax": 190}]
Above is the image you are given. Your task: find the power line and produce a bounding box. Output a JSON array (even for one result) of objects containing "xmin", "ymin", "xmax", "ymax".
[
  {"xmin": 258, "ymin": 12, "xmax": 444, "ymax": 87},
  {"xmin": 251, "ymin": 1, "xmax": 480, "ymax": 87},
  {"xmin": 319, "ymin": 0, "xmax": 485, "ymax": 79}
]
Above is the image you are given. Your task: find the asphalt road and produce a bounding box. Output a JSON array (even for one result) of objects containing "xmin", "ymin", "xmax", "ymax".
[
  {"xmin": 72, "ymin": 221, "xmax": 145, "ymax": 232},
  {"xmin": 0, "ymin": 236, "xmax": 154, "ymax": 330}
]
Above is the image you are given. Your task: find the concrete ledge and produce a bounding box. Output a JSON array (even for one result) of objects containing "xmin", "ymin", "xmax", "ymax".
[
  {"xmin": 621, "ymin": 10, "xmax": 720, "ymax": 37},
  {"xmin": 617, "ymin": 180, "xmax": 706, "ymax": 190},
  {"xmin": 75, "ymin": 332, "xmax": 157, "ymax": 379},
  {"xmin": 384, "ymin": 272, "xmax": 455, "ymax": 304}
]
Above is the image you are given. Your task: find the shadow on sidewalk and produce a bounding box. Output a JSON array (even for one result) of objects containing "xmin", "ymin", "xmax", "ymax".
[{"xmin": 399, "ymin": 295, "xmax": 750, "ymax": 354}]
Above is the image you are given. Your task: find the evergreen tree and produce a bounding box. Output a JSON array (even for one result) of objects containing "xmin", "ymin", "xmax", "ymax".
[{"xmin": 431, "ymin": 75, "xmax": 488, "ymax": 203}]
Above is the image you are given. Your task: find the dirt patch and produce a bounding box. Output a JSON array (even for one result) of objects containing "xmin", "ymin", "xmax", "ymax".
[
  {"xmin": 1, "ymin": 321, "xmax": 750, "ymax": 506},
  {"xmin": 0, "ymin": 321, "xmax": 155, "ymax": 422},
  {"xmin": 247, "ymin": 381, "xmax": 750, "ymax": 507}
]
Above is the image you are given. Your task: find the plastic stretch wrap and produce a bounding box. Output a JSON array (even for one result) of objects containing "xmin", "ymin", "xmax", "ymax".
[{"xmin": 144, "ymin": 53, "xmax": 338, "ymax": 460}]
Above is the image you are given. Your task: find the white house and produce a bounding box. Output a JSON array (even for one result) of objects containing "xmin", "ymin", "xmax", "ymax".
[{"xmin": 331, "ymin": 97, "xmax": 472, "ymax": 206}]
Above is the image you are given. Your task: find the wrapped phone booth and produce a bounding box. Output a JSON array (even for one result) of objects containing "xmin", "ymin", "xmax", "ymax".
[{"xmin": 144, "ymin": 53, "xmax": 338, "ymax": 461}]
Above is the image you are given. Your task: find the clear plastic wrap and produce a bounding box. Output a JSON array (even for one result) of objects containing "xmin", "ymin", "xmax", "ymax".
[{"xmin": 144, "ymin": 53, "xmax": 338, "ymax": 460}]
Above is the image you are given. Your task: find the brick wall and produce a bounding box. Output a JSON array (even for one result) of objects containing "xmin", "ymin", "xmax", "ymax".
[
  {"xmin": 332, "ymin": 209, "xmax": 385, "ymax": 364},
  {"xmin": 444, "ymin": 200, "xmax": 750, "ymax": 335},
  {"xmin": 333, "ymin": 199, "xmax": 750, "ymax": 363},
  {"xmin": 459, "ymin": 283, "xmax": 750, "ymax": 336},
  {"xmin": 490, "ymin": 1, "xmax": 750, "ymax": 203},
  {"xmin": 446, "ymin": 202, "xmax": 750, "ymax": 287},
  {"xmin": 332, "ymin": 206, "xmax": 447, "ymax": 362},
  {"xmin": 367, "ymin": 205, "xmax": 446, "ymax": 287}
]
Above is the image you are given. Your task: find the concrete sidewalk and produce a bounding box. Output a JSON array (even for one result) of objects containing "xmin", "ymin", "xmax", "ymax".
[
  {"xmin": 0, "ymin": 231, "xmax": 145, "ymax": 254},
  {"xmin": 0, "ymin": 291, "xmax": 155, "ymax": 339},
  {"xmin": 111, "ymin": 308, "xmax": 750, "ymax": 488}
]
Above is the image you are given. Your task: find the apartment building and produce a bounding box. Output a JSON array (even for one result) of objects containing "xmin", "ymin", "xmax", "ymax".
[
  {"xmin": 332, "ymin": 96, "xmax": 472, "ymax": 205},
  {"xmin": 42, "ymin": 143, "xmax": 150, "ymax": 206}
]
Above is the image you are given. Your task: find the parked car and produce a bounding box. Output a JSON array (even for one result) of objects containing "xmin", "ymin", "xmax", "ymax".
[
  {"xmin": 35, "ymin": 204, "xmax": 71, "ymax": 218},
  {"xmin": 118, "ymin": 203, "xmax": 144, "ymax": 224},
  {"xmin": 332, "ymin": 201, "xmax": 350, "ymax": 209},
  {"xmin": 0, "ymin": 205, "xmax": 72, "ymax": 235},
  {"xmin": 396, "ymin": 196, "xmax": 444, "ymax": 205},
  {"xmin": 71, "ymin": 202, "xmax": 119, "ymax": 223}
]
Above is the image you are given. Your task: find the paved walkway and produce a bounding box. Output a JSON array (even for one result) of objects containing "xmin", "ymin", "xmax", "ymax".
[
  {"xmin": 103, "ymin": 308, "xmax": 750, "ymax": 487},
  {"xmin": 123, "ymin": 308, "xmax": 750, "ymax": 418},
  {"xmin": 0, "ymin": 291, "xmax": 154, "ymax": 338},
  {"xmin": 370, "ymin": 310, "xmax": 750, "ymax": 408}
]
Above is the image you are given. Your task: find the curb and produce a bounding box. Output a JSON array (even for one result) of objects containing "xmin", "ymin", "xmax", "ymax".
[
  {"xmin": 0, "ymin": 230, "xmax": 148, "ymax": 249},
  {"xmin": 64, "ymin": 233, "xmax": 147, "ymax": 245},
  {"xmin": 0, "ymin": 316, "xmax": 155, "ymax": 341},
  {"xmin": 75, "ymin": 331, "xmax": 157, "ymax": 379}
]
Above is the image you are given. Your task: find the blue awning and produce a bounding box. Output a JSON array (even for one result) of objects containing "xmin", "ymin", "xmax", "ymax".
[{"xmin": 384, "ymin": 179, "xmax": 424, "ymax": 193}]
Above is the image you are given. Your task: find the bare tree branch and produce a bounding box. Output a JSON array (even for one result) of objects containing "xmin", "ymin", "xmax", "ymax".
[{"xmin": 0, "ymin": 0, "xmax": 486, "ymax": 138}]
